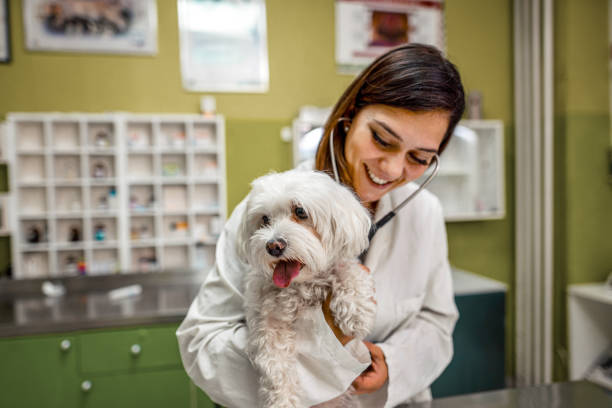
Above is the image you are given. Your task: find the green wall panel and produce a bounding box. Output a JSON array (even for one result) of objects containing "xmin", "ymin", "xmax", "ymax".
[{"xmin": 554, "ymin": 0, "xmax": 612, "ymax": 381}]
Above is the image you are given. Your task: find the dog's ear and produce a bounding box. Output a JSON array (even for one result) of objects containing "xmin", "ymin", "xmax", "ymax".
[
  {"xmin": 235, "ymin": 202, "xmax": 251, "ymax": 264},
  {"xmin": 325, "ymin": 190, "xmax": 371, "ymax": 259}
]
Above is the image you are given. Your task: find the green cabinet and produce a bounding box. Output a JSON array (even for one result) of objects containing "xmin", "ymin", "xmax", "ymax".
[
  {"xmin": 0, "ymin": 334, "xmax": 80, "ymax": 408},
  {"xmin": 0, "ymin": 324, "xmax": 215, "ymax": 408},
  {"xmin": 80, "ymin": 369, "xmax": 191, "ymax": 408}
]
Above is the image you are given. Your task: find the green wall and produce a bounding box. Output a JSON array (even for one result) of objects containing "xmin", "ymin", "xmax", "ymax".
[
  {"xmin": 0, "ymin": 0, "xmax": 516, "ymax": 373},
  {"xmin": 554, "ymin": 0, "xmax": 612, "ymax": 381}
]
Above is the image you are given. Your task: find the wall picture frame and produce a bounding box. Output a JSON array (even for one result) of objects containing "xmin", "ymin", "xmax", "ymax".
[
  {"xmin": 177, "ymin": 0, "xmax": 269, "ymax": 93},
  {"xmin": 22, "ymin": 0, "xmax": 158, "ymax": 55},
  {"xmin": 0, "ymin": 0, "xmax": 10, "ymax": 63}
]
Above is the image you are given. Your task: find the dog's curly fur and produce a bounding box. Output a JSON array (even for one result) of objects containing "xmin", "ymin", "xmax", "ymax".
[{"xmin": 239, "ymin": 170, "xmax": 377, "ymax": 408}]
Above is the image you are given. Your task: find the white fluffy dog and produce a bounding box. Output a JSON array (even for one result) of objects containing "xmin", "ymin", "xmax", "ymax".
[{"xmin": 239, "ymin": 170, "xmax": 377, "ymax": 408}]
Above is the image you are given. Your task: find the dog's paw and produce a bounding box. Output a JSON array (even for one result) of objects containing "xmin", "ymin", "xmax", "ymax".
[
  {"xmin": 329, "ymin": 266, "xmax": 377, "ymax": 339},
  {"xmin": 333, "ymin": 296, "xmax": 376, "ymax": 339}
]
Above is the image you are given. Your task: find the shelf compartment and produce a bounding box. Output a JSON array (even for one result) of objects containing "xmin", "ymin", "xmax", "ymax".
[
  {"xmin": 193, "ymin": 123, "xmax": 217, "ymax": 148},
  {"xmin": 19, "ymin": 187, "xmax": 48, "ymax": 215},
  {"xmin": 53, "ymin": 154, "xmax": 81, "ymax": 180},
  {"xmin": 55, "ymin": 218, "xmax": 84, "ymax": 244},
  {"xmin": 90, "ymin": 248, "xmax": 119, "ymax": 275},
  {"xmin": 57, "ymin": 249, "xmax": 85, "ymax": 276},
  {"xmin": 91, "ymin": 217, "xmax": 118, "ymax": 242},
  {"xmin": 21, "ymin": 219, "xmax": 49, "ymax": 245},
  {"xmin": 160, "ymin": 123, "xmax": 187, "ymax": 148},
  {"xmin": 51, "ymin": 122, "xmax": 80, "ymax": 150},
  {"xmin": 162, "ymin": 245, "xmax": 189, "ymax": 269},
  {"xmin": 20, "ymin": 252, "xmax": 50, "ymax": 279},
  {"xmin": 17, "ymin": 155, "xmax": 46, "ymax": 183},
  {"xmin": 192, "ymin": 184, "xmax": 220, "ymax": 212},
  {"xmin": 162, "ymin": 185, "xmax": 188, "ymax": 212},
  {"xmin": 130, "ymin": 216, "xmax": 156, "ymax": 242},
  {"xmin": 90, "ymin": 155, "xmax": 115, "ymax": 179},
  {"xmin": 128, "ymin": 153, "xmax": 155, "ymax": 179},
  {"xmin": 55, "ymin": 186, "xmax": 84, "ymax": 213},
  {"xmin": 161, "ymin": 154, "xmax": 186, "ymax": 178},
  {"xmin": 194, "ymin": 154, "xmax": 219, "ymax": 178},
  {"xmin": 130, "ymin": 246, "xmax": 158, "ymax": 273},
  {"xmin": 163, "ymin": 215, "xmax": 189, "ymax": 240},
  {"xmin": 91, "ymin": 186, "xmax": 118, "ymax": 211},
  {"xmin": 87, "ymin": 122, "xmax": 115, "ymax": 149},
  {"xmin": 129, "ymin": 185, "xmax": 156, "ymax": 212},
  {"xmin": 16, "ymin": 121, "xmax": 45, "ymax": 150},
  {"xmin": 126, "ymin": 122, "xmax": 153, "ymax": 149},
  {"xmin": 193, "ymin": 215, "xmax": 222, "ymax": 242}
]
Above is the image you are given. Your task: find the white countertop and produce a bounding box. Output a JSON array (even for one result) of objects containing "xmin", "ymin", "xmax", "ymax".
[{"xmin": 451, "ymin": 267, "xmax": 507, "ymax": 296}]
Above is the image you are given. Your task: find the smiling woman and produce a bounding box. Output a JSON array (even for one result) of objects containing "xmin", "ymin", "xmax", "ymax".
[{"xmin": 177, "ymin": 43, "xmax": 466, "ymax": 408}]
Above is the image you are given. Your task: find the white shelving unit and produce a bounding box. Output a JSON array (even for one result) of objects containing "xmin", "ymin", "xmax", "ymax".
[
  {"xmin": 422, "ymin": 119, "xmax": 505, "ymax": 221},
  {"xmin": 6, "ymin": 113, "xmax": 226, "ymax": 279},
  {"xmin": 568, "ymin": 282, "xmax": 612, "ymax": 383},
  {"xmin": 292, "ymin": 112, "xmax": 505, "ymax": 222}
]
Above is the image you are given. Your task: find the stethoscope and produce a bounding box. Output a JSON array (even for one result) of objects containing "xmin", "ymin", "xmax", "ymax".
[{"xmin": 328, "ymin": 118, "xmax": 441, "ymax": 243}]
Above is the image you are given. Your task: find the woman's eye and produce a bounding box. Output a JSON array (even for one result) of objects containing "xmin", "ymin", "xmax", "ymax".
[
  {"xmin": 262, "ymin": 215, "xmax": 270, "ymax": 226},
  {"xmin": 372, "ymin": 130, "xmax": 391, "ymax": 148},
  {"xmin": 408, "ymin": 153, "xmax": 429, "ymax": 166},
  {"xmin": 294, "ymin": 207, "xmax": 308, "ymax": 219}
]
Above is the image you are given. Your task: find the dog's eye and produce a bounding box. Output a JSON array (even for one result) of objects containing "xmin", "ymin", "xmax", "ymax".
[
  {"xmin": 262, "ymin": 215, "xmax": 270, "ymax": 226},
  {"xmin": 294, "ymin": 206, "xmax": 308, "ymax": 220}
]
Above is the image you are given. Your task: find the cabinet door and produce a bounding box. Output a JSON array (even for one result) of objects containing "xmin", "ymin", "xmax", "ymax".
[
  {"xmin": 0, "ymin": 334, "xmax": 79, "ymax": 408},
  {"xmin": 431, "ymin": 292, "xmax": 506, "ymax": 397},
  {"xmin": 80, "ymin": 369, "xmax": 190, "ymax": 408},
  {"xmin": 79, "ymin": 324, "xmax": 181, "ymax": 374}
]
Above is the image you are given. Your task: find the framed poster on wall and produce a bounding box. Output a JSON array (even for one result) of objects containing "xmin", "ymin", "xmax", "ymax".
[
  {"xmin": 177, "ymin": 0, "xmax": 269, "ymax": 93},
  {"xmin": 335, "ymin": 0, "xmax": 445, "ymax": 73},
  {"xmin": 22, "ymin": 0, "xmax": 158, "ymax": 55},
  {"xmin": 0, "ymin": 0, "xmax": 10, "ymax": 63}
]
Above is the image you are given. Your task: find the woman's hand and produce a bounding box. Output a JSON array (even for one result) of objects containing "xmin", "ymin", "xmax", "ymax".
[{"xmin": 352, "ymin": 341, "xmax": 388, "ymax": 394}]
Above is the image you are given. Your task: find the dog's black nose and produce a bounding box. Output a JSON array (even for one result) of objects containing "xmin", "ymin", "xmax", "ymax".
[{"xmin": 266, "ymin": 238, "xmax": 287, "ymax": 257}]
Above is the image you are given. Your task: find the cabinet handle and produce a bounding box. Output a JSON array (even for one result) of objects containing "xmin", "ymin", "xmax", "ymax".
[
  {"xmin": 81, "ymin": 380, "xmax": 92, "ymax": 392},
  {"xmin": 130, "ymin": 343, "xmax": 142, "ymax": 356},
  {"xmin": 60, "ymin": 339, "xmax": 71, "ymax": 351}
]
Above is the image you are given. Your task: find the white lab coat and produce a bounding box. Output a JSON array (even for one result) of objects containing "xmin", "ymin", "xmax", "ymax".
[{"xmin": 177, "ymin": 165, "xmax": 458, "ymax": 408}]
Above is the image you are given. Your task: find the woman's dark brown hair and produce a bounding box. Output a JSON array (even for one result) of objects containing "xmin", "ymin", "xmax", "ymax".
[{"xmin": 315, "ymin": 43, "xmax": 465, "ymax": 186}]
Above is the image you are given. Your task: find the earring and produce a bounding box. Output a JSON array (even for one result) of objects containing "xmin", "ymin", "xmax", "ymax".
[{"xmin": 344, "ymin": 124, "xmax": 350, "ymax": 132}]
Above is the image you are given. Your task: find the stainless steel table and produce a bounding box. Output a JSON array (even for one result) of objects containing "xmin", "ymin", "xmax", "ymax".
[
  {"xmin": 0, "ymin": 271, "xmax": 205, "ymax": 337},
  {"xmin": 404, "ymin": 381, "xmax": 611, "ymax": 408}
]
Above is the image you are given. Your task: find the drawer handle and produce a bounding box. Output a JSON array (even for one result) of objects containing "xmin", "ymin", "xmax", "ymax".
[
  {"xmin": 81, "ymin": 380, "xmax": 92, "ymax": 392},
  {"xmin": 130, "ymin": 344, "xmax": 142, "ymax": 356},
  {"xmin": 60, "ymin": 339, "xmax": 71, "ymax": 352}
]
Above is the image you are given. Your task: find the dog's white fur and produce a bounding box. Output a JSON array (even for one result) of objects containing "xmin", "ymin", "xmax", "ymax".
[{"xmin": 239, "ymin": 170, "xmax": 377, "ymax": 408}]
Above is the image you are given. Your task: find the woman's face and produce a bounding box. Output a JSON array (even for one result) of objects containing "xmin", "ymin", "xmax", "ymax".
[{"xmin": 344, "ymin": 104, "xmax": 450, "ymax": 206}]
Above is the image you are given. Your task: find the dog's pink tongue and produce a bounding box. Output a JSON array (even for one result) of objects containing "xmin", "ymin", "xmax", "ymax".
[{"xmin": 272, "ymin": 260, "xmax": 301, "ymax": 288}]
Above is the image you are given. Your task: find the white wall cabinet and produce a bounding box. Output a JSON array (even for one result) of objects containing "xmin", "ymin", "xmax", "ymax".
[
  {"xmin": 6, "ymin": 113, "xmax": 226, "ymax": 279},
  {"xmin": 421, "ymin": 120, "xmax": 505, "ymax": 221}
]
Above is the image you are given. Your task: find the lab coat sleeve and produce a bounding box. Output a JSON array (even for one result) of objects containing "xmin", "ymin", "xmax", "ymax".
[
  {"xmin": 377, "ymin": 198, "xmax": 459, "ymax": 408},
  {"xmin": 176, "ymin": 199, "xmax": 371, "ymax": 408}
]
